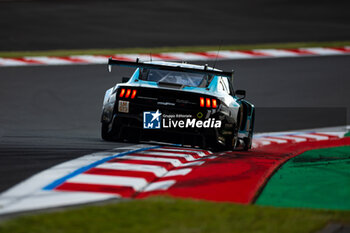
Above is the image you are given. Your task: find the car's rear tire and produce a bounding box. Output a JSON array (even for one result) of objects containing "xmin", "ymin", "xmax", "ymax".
[
  {"xmin": 224, "ymin": 126, "xmax": 239, "ymax": 151},
  {"xmin": 243, "ymin": 137, "xmax": 251, "ymax": 151},
  {"xmin": 227, "ymin": 106, "xmax": 243, "ymax": 151},
  {"xmin": 243, "ymin": 109, "xmax": 255, "ymax": 151},
  {"xmin": 101, "ymin": 122, "xmax": 113, "ymax": 141},
  {"xmin": 211, "ymin": 107, "xmax": 242, "ymax": 151}
]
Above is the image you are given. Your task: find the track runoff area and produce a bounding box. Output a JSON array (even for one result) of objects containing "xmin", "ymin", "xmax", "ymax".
[{"xmin": 0, "ymin": 48, "xmax": 350, "ymax": 215}]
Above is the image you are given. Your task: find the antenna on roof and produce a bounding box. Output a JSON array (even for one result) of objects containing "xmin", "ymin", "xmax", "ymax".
[
  {"xmin": 149, "ymin": 51, "xmax": 153, "ymax": 62},
  {"xmin": 213, "ymin": 40, "xmax": 223, "ymax": 70}
]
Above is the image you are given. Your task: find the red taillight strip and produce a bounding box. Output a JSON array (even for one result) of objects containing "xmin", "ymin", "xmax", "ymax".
[
  {"xmin": 131, "ymin": 90, "xmax": 137, "ymax": 99},
  {"xmin": 212, "ymin": 99, "xmax": 217, "ymax": 108},
  {"xmin": 200, "ymin": 97, "xmax": 218, "ymax": 108},
  {"xmin": 119, "ymin": 89, "xmax": 125, "ymax": 97},
  {"xmin": 200, "ymin": 97, "xmax": 205, "ymax": 107},
  {"xmin": 125, "ymin": 89, "xmax": 131, "ymax": 98},
  {"xmin": 206, "ymin": 98, "xmax": 211, "ymax": 108}
]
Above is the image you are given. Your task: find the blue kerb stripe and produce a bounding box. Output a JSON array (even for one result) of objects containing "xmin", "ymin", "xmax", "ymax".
[{"xmin": 43, "ymin": 145, "xmax": 161, "ymax": 190}]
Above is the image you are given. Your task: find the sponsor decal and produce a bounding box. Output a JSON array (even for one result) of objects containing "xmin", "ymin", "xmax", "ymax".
[
  {"xmin": 143, "ymin": 110, "xmax": 221, "ymax": 129},
  {"xmin": 143, "ymin": 110, "xmax": 162, "ymax": 129}
]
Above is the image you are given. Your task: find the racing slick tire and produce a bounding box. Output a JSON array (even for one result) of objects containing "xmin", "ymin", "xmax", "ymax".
[
  {"xmin": 224, "ymin": 129, "xmax": 239, "ymax": 151},
  {"xmin": 101, "ymin": 122, "xmax": 113, "ymax": 141},
  {"xmin": 243, "ymin": 137, "xmax": 252, "ymax": 151},
  {"xmin": 101, "ymin": 117, "xmax": 122, "ymax": 142},
  {"xmin": 242, "ymin": 110, "xmax": 255, "ymax": 151}
]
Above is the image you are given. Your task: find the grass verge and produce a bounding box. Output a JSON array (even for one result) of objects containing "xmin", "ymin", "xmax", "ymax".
[
  {"xmin": 0, "ymin": 196, "xmax": 349, "ymax": 233},
  {"xmin": 0, "ymin": 41, "xmax": 349, "ymax": 58},
  {"xmin": 256, "ymin": 146, "xmax": 350, "ymax": 210}
]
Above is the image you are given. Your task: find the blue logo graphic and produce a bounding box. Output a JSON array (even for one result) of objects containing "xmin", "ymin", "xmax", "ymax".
[{"xmin": 143, "ymin": 110, "xmax": 161, "ymax": 129}]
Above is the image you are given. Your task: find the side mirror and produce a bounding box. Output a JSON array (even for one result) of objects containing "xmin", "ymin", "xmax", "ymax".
[
  {"xmin": 122, "ymin": 77, "xmax": 130, "ymax": 83},
  {"xmin": 235, "ymin": 89, "xmax": 246, "ymax": 100}
]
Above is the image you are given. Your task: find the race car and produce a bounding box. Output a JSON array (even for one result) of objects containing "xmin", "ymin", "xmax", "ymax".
[{"xmin": 101, "ymin": 58, "xmax": 255, "ymax": 151}]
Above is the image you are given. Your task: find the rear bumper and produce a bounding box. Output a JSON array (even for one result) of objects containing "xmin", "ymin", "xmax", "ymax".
[
  {"xmin": 112, "ymin": 112, "xmax": 226, "ymax": 147},
  {"xmin": 102, "ymin": 97, "xmax": 237, "ymax": 147}
]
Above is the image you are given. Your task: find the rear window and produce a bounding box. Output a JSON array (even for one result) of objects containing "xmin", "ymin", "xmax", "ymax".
[{"xmin": 140, "ymin": 68, "xmax": 209, "ymax": 87}]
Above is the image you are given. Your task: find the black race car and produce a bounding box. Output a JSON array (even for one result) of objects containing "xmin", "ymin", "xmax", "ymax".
[{"xmin": 101, "ymin": 58, "xmax": 255, "ymax": 151}]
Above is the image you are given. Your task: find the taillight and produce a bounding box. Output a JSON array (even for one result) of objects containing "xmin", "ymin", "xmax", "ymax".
[
  {"xmin": 119, "ymin": 89, "xmax": 125, "ymax": 98},
  {"xmin": 206, "ymin": 98, "xmax": 211, "ymax": 108},
  {"xmin": 199, "ymin": 97, "xmax": 218, "ymax": 108},
  {"xmin": 200, "ymin": 97, "xmax": 205, "ymax": 107},
  {"xmin": 131, "ymin": 90, "xmax": 137, "ymax": 99},
  {"xmin": 119, "ymin": 88, "xmax": 137, "ymax": 99},
  {"xmin": 125, "ymin": 89, "xmax": 131, "ymax": 98},
  {"xmin": 212, "ymin": 99, "xmax": 217, "ymax": 108}
]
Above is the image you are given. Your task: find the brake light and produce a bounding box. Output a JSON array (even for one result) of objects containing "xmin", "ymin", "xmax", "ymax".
[
  {"xmin": 131, "ymin": 90, "xmax": 137, "ymax": 99},
  {"xmin": 212, "ymin": 99, "xmax": 217, "ymax": 108},
  {"xmin": 120, "ymin": 88, "xmax": 138, "ymax": 99},
  {"xmin": 125, "ymin": 89, "xmax": 131, "ymax": 98},
  {"xmin": 119, "ymin": 89, "xmax": 125, "ymax": 97},
  {"xmin": 206, "ymin": 98, "xmax": 211, "ymax": 108},
  {"xmin": 199, "ymin": 97, "xmax": 218, "ymax": 108},
  {"xmin": 200, "ymin": 97, "xmax": 205, "ymax": 107}
]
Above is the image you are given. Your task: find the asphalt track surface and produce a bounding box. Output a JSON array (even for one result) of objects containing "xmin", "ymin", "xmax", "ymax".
[
  {"xmin": 1, "ymin": 0, "xmax": 350, "ymax": 51},
  {"xmin": 0, "ymin": 55, "xmax": 349, "ymax": 193}
]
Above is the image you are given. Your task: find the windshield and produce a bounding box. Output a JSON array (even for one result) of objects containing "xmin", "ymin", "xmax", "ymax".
[{"xmin": 140, "ymin": 68, "xmax": 208, "ymax": 87}]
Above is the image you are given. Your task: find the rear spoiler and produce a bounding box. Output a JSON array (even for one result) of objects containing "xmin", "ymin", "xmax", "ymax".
[{"xmin": 107, "ymin": 58, "xmax": 234, "ymax": 79}]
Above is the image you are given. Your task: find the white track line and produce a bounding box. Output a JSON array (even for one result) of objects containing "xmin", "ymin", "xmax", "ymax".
[
  {"xmin": 117, "ymin": 155, "xmax": 183, "ymax": 167},
  {"xmin": 291, "ymin": 134, "xmax": 329, "ymax": 141},
  {"xmin": 253, "ymin": 140, "xmax": 272, "ymax": 146},
  {"xmin": 98, "ymin": 163, "xmax": 168, "ymax": 177},
  {"xmin": 152, "ymin": 148, "xmax": 210, "ymax": 156},
  {"xmin": 253, "ymin": 49, "xmax": 299, "ymax": 57},
  {"xmin": 143, "ymin": 180, "xmax": 176, "ymax": 192},
  {"xmin": 273, "ymin": 135, "xmax": 307, "ymax": 142},
  {"xmin": 314, "ymin": 132, "xmax": 344, "ymax": 137},
  {"xmin": 140, "ymin": 151, "xmax": 198, "ymax": 161},
  {"xmin": 178, "ymin": 161, "xmax": 205, "ymax": 167},
  {"xmin": 259, "ymin": 138, "xmax": 289, "ymax": 144},
  {"xmin": 0, "ymin": 58, "xmax": 26, "ymax": 66},
  {"xmin": 70, "ymin": 55, "xmax": 108, "ymax": 64},
  {"xmin": 67, "ymin": 174, "xmax": 147, "ymax": 191},
  {"xmin": 302, "ymin": 47, "xmax": 343, "ymax": 55},
  {"xmin": 164, "ymin": 168, "xmax": 192, "ymax": 177},
  {"xmin": 25, "ymin": 57, "xmax": 73, "ymax": 65},
  {"xmin": 207, "ymin": 51, "xmax": 255, "ymax": 59}
]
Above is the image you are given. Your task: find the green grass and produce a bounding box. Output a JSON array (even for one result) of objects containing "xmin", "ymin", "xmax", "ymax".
[
  {"xmin": 0, "ymin": 41, "xmax": 349, "ymax": 58},
  {"xmin": 1, "ymin": 196, "xmax": 349, "ymax": 233},
  {"xmin": 256, "ymin": 146, "xmax": 350, "ymax": 210}
]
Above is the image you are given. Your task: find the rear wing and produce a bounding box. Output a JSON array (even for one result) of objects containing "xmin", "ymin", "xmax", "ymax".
[{"xmin": 107, "ymin": 58, "xmax": 234, "ymax": 80}]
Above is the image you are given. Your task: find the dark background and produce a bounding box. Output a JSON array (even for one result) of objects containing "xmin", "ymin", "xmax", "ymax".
[{"xmin": 0, "ymin": 0, "xmax": 350, "ymax": 51}]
